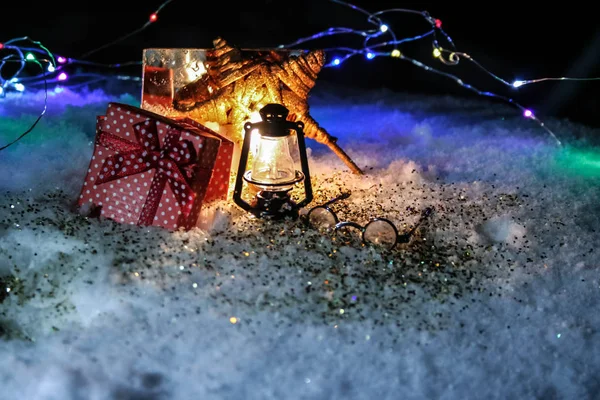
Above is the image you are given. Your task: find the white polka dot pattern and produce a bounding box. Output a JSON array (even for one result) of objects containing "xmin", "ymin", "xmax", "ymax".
[
  {"xmin": 77, "ymin": 103, "xmax": 226, "ymax": 231},
  {"xmin": 176, "ymin": 117, "xmax": 234, "ymax": 203}
]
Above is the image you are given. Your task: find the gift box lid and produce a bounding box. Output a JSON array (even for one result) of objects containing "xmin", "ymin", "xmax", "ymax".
[{"xmin": 176, "ymin": 117, "xmax": 234, "ymax": 147}]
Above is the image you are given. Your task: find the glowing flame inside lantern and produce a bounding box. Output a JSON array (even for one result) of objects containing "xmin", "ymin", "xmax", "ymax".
[{"xmin": 250, "ymin": 134, "xmax": 296, "ymax": 188}]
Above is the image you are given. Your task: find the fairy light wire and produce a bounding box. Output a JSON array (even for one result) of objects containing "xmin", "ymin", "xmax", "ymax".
[
  {"xmin": 0, "ymin": 0, "xmax": 173, "ymax": 152},
  {"xmin": 512, "ymin": 76, "xmax": 600, "ymax": 88},
  {"xmin": 278, "ymin": 0, "xmax": 576, "ymax": 145},
  {"xmin": 0, "ymin": 0, "xmax": 173, "ymax": 92},
  {"xmin": 0, "ymin": 59, "xmax": 48, "ymax": 151},
  {"xmin": 78, "ymin": 0, "xmax": 174, "ymax": 60},
  {"xmin": 0, "ymin": 0, "xmax": 597, "ymax": 151},
  {"xmin": 398, "ymin": 53, "xmax": 562, "ymax": 146}
]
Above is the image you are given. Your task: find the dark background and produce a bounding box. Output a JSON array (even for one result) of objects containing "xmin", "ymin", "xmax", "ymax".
[{"xmin": 3, "ymin": 0, "xmax": 600, "ymax": 127}]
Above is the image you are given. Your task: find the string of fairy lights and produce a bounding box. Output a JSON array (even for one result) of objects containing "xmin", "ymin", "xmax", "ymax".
[{"xmin": 1, "ymin": 0, "xmax": 599, "ymax": 151}]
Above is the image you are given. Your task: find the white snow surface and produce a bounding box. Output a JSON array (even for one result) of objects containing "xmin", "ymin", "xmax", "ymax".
[{"xmin": 1, "ymin": 85, "xmax": 600, "ymax": 399}]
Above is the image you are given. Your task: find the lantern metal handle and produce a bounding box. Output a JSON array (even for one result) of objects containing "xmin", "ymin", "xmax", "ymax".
[
  {"xmin": 232, "ymin": 121, "xmax": 256, "ymax": 213},
  {"xmin": 290, "ymin": 120, "xmax": 313, "ymax": 208}
]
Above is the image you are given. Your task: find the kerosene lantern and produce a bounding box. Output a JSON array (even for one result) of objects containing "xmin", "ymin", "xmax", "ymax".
[{"xmin": 233, "ymin": 103, "xmax": 313, "ymax": 219}]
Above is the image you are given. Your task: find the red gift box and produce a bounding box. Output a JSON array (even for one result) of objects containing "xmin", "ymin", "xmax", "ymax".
[
  {"xmin": 78, "ymin": 102, "xmax": 224, "ymax": 231},
  {"xmin": 176, "ymin": 117, "xmax": 234, "ymax": 203}
]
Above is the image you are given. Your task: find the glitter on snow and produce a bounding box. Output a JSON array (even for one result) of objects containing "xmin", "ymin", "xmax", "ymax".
[{"xmin": 1, "ymin": 85, "xmax": 599, "ymax": 399}]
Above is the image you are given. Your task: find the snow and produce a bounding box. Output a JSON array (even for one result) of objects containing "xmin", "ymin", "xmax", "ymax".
[{"xmin": 1, "ymin": 84, "xmax": 600, "ymax": 399}]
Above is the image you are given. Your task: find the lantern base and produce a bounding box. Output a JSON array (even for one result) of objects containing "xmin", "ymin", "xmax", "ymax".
[{"xmin": 251, "ymin": 189, "xmax": 300, "ymax": 220}]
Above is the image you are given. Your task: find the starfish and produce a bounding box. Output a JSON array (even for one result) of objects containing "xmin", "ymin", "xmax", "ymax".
[{"xmin": 173, "ymin": 38, "xmax": 363, "ymax": 175}]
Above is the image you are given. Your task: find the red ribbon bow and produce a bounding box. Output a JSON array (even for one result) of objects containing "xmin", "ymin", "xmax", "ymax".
[{"xmin": 96, "ymin": 119, "xmax": 198, "ymax": 226}]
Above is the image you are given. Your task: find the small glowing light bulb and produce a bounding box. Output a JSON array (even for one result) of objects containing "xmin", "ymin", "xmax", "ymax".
[
  {"xmin": 391, "ymin": 49, "xmax": 401, "ymax": 58},
  {"xmin": 512, "ymin": 80, "xmax": 524, "ymax": 88},
  {"xmin": 433, "ymin": 48, "xmax": 442, "ymax": 58},
  {"xmin": 57, "ymin": 56, "xmax": 67, "ymax": 64},
  {"xmin": 229, "ymin": 317, "xmax": 238, "ymax": 324},
  {"xmin": 47, "ymin": 65, "xmax": 55, "ymax": 72},
  {"xmin": 149, "ymin": 13, "xmax": 158, "ymax": 22},
  {"xmin": 0, "ymin": 43, "xmax": 4, "ymax": 50},
  {"xmin": 57, "ymin": 72, "xmax": 67, "ymax": 81},
  {"xmin": 380, "ymin": 24, "xmax": 388, "ymax": 33},
  {"xmin": 332, "ymin": 58, "xmax": 341, "ymax": 66},
  {"xmin": 435, "ymin": 19, "xmax": 442, "ymax": 29},
  {"xmin": 523, "ymin": 109, "xmax": 533, "ymax": 118},
  {"xmin": 14, "ymin": 83, "xmax": 25, "ymax": 92},
  {"xmin": 366, "ymin": 52, "xmax": 375, "ymax": 60},
  {"xmin": 25, "ymin": 53, "xmax": 35, "ymax": 61}
]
